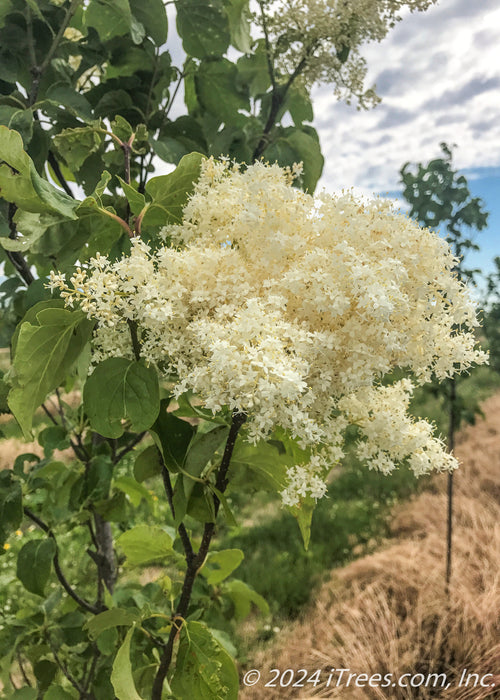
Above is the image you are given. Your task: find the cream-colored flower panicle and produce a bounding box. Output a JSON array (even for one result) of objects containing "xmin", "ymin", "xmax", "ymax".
[
  {"xmin": 254, "ymin": 0, "xmax": 437, "ymax": 104},
  {"xmin": 51, "ymin": 158, "xmax": 487, "ymax": 506}
]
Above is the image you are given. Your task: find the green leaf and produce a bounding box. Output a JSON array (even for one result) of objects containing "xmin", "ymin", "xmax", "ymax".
[
  {"xmin": 110, "ymin": 115, "xmax": 133, "ymax": 143},
  {"xmin": 264, "ymin": 127, "xmax": 323, "ymax": 193},
  {"xmin": 116, "ymin": 176, "xmax": 146, "ymax": 216},
  {"xmin": 287, "ymin": 87, "xmax": 314, "ymax": 125},
  {"xmin": 210, "ymin": 487, "xmax": 237, "ymax": 527},
  {"xmin": 85, "ymin": 0, "xmax": 133, "ymax": 42},
  {"xmin": 143, "ymin": 151, "xmax": 204, "ymax": 227},
  {"xmin": 176, "ymin": 0, "xmax": 230, "ymax": 58},
  {"xmin": 286, "ymin": 129, "xmax": 323, "ymax": 193},
  {"xmin": 84, "ymin": 455, "xmax": 113, "ymax": 501},
  {"xmin": 186, "ymin": 481, "xmax": 216, "ymax": 524},
  {"xmin": 42, "ymin": 687, "xmax": 75, "ymax": 700},
  {"xmin": 34, "ymin": 659, "xmax": 58, "ymax": 692},
  {"xmin": 0, "ymin": 127, "xmax": 78, "ymax": 218},
  {"xmin": 86, "ymin": 608, "xmax": 141, "ymax": 640},
  {"xmin": 183, "ymin": 423, "xmax": 229, "ymax": 498},
  {"xmin": 0, "ymin": 471, "xmax": 22, "ymax": 546},
  {"xmin": 171, "ymin": 621, "xmax": 239, "ymax": 700},
  {"xmin": 230, "ymin": 437, "xmax": 288, "ymax": 493},
  {"xmin": 94, "ymin": 491, "xmax": 128, "ymax": 523},
  {"xmin": 114, "ymin": 476, "xmax": 152, "ymax": 507},
  {"xmin": 38, "ymin": 425, "xmax": 70, "ymax": 456},
  {"xmin": 43, "ymin": 83, "xmax": 95, "ymax": 122},
  {"xmin": 129, "ymin": 0, "xmax": 168, "ymax": 46},
  {"xmin": 0, "ymin": 124, "xmax": 30, "ymax": 173},
  {"xmin": 173, "ymin": 392, "xmax": 228, "ymax": 423},
  {"xmin": 130, "ymin": 15, "xmax": 146, "ymax": 44},
  {"xmin": 150, "ymin": 137, "xmax": 189, "ymax": 165},
  {"xmin": 196, "ymin": 59, "xmax": 250, "ymax": 124},
  {"xmin": 116, "ymin": 525, "xmax": 173, "ymax": 565},
  {"xmin": 0, "ymin": 375, "xmax": 10, "ymax": 415},
  {"xmin": 133, "ymin": 444, "xmax": 163, "ymax": 482},
  {"xmin": 202, "ymin": 549, "xmax": 244, "ymax": 585},
  {"xmin": 237, "ymin": 41, "xmax": 271, "ymax": 97},
  {"xmin": 288, "ymin": 494, "xmax": 315, "ymax": 550},
  {"xmin": 225, "ymin": 0, "xmax": 251, "ymax": 53},
  {"xmin": 10, "ymin": 690, "xmax": 37, "ymax": 700},
  {"xmin": 150, "ymin": 402, "xmax": 196, "ymax": 473},
  {"xmin": 16, "ymin": 538, "xmax": 56, "ymax": 596},
  {"xmin": 223, "ymin": 579, "xmax": 269, "ymax": 619},
  {"xmin": 110, "ymin": 626, "xmax": 144, "ymax": 700},
  {"xmin": 83, "ymin": 358, "xmax": 160, "ymax": 439},
  {"xmin": 8, "ymin": 306, "xmax": 94, "ymax": 437},
  {"xmin": 0, "ymin": 1, "xmax": 13, "ymax": 29},
  {"xmin": 0, "ymin": 210, "xmax": 61, "ymax": 253},
  {"xmin": 6, "ymin": 108, "xmax": 33, "ymax": 146},
  {"xmin": 53, "ymin": 127, "xmax": 103, "ymax": 172}
]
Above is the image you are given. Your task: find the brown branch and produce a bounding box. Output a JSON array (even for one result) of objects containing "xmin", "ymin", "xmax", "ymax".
[{"xmin": 127, "ymin": 319, "xmax": 141, "ymax": 361}]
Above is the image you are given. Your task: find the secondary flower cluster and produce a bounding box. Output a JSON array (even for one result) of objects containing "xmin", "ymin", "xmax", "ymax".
[
  {"xmin": 51, "ymin": 158, "xmax": 486, "ymax": 506},
  {"xmin": 255, "ymin": 0, "xmax": 436, "ymax": 104}
]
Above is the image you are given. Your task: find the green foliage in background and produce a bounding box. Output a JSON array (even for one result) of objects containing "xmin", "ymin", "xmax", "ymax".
[{"xmin": 401, "ymin": 143, "xmax": 489, "ymax": 435}]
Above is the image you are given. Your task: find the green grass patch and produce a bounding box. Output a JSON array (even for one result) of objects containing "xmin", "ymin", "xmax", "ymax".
[{"xmin": 223, "ymin": 458, "xmax": 419, "ymax": 620}]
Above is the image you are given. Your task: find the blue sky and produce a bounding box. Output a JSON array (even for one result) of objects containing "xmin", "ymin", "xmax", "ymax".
[{"xmin": 312, "ymin": 0, "xmax": 500, "ymax": 281}]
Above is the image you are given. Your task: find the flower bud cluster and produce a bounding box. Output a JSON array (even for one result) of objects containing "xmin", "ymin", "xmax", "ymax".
[{"xmin": 51, "ymin": 158, "xmax": 486, "ymax": 505}]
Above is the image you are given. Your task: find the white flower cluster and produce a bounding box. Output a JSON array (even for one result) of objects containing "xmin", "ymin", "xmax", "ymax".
[
  {"xmin": 281, "ymin": 456, "xmax": 329, "ymax": 507},
  {"xmin": 256, "ymin": 0, "xmax": 436, "ymax": 103},
  {"xmin": 51, "ymin": 158, "xmax": 487, "ymax": 506}
]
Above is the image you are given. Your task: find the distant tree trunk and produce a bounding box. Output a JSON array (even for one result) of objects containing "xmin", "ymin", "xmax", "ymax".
[{"xmin": 446, "ymin": 377, "xmax": 456, "ymax": 591}]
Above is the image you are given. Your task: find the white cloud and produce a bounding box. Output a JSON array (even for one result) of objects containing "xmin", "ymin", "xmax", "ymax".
[{"xmin": 312, "ymin": 0, "xmax": 500, "ymax": 194}]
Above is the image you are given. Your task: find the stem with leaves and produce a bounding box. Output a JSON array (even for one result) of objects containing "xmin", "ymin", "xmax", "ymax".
[
  {"xmin": 23, "ymin": 507, "xmax": 103, "ymax": 614},
  {"xmin": 252, "ymin": 48, "xmax": 315, "ymax": 161},
  {"xmin": 28, "ymin": 0, "xmax": 83, "ymax": 105},
  {"xmin": 151, "ymin": 411, "xmax": 247, "ymax": 699}
]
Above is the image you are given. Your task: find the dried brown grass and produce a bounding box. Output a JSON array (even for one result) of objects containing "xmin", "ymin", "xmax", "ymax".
[
  {"xmin": 0, "ymin": 392, "xmax": 81, "ymax": 470},
  {"xmin": 242, "ymin": 394, "xmax": 500, "ymax": 699}
]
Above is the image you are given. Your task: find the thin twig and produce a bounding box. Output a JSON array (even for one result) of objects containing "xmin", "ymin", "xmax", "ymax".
[
  {"xmin": 47, "ymin": 634, "xmax": 84, "ymax": 693},
  {"xmin": 258, "ymin": 0, "xmax": 276, "ymax": 91},
  {"xmin": 41, "ymin": 403, "xmax": 59, "ymax": 426},
  {"xmin": 23, "ymin": 507, "xmax": 102, "ymax": 615},
  {"xmin": 6, "ymin": 204, "xmax": 35, "ymax": 286},
  {"xmin": 114, "ymin": 431, "xmax": 146, "ymax": 464},
  {"xmin": 83, "ymin": 643, "xmax": 100, "ymax": 694},
  {"xmin": 16, "ymin": 653, "xmax": 32, "ymax": 688}
]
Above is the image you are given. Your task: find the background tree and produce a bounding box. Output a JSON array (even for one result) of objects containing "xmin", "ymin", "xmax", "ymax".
[
  {"xmin": 400, "ymin": 142, "xmax": 489, "ymax": 588},
  {"xmin": 483, "ymin": 256, "xmax": 500, "ymax": 374}
]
